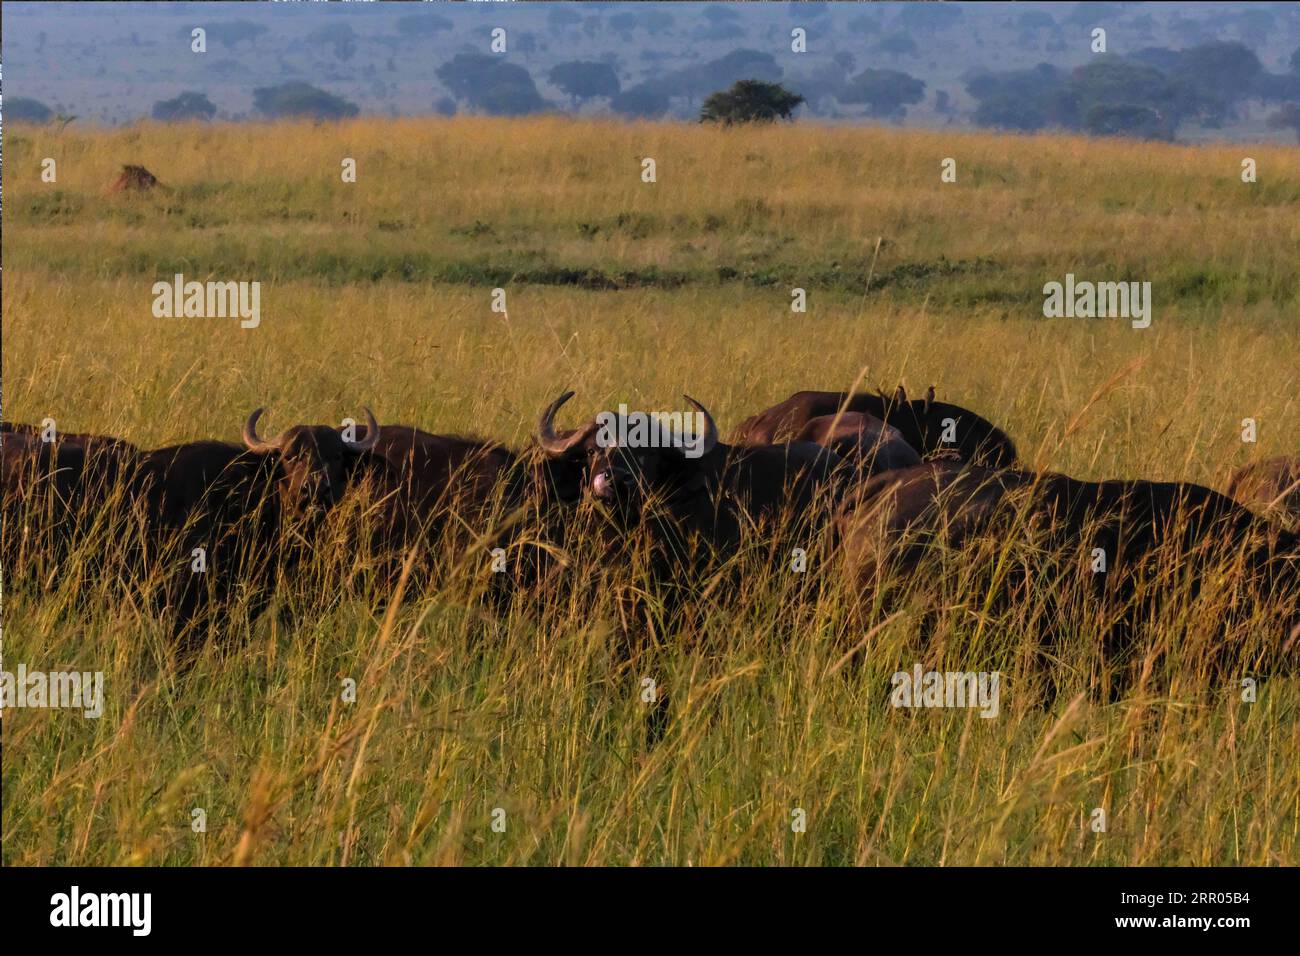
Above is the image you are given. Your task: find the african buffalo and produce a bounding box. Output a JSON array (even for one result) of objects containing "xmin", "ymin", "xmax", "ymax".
[
  {"xmin": 2, "ymin": 421, "xmax": 139, "ymax": 458},
  {"xmin": 1, "ymin": 424, "xmax": 140, "ymax": 582},
  {"xmin": 536, "ymin": 391, "xmax": 844, "ymax": 540},
  {"xmin": 793, "ymin": 411, "xmax": 921, "ymax": 477},
  {"xmin": 733, "ymin": 385, "xmax": 1019, "ymax": 468},
  {"xmin": 536, "ymin": 391, "xmax": 848, "ymax": 742},
  {"xmin": 300, "ymin": 418, "xmax": 590, "ymax": 605},
  {"xmin": 2, "ymin": 426, "xmax": 283, "ymax": 652},
  {"xmin": 242, "ymin": 407, "xmax": 383, "ymax": 511},
  {"xmin": 1228, "ymin": 456, "xmax": 1300, "ymax": 528},
  {"xmin": 536, "ymin": 391, "xmax": 845, "ymax": 634},
  {"xmin": 839, "ymin": 460, "xmax": 1299, "ymax": 694},
  {"xmin": 129, "ymin": 440, "xmax": 285, "ymax": 652}
]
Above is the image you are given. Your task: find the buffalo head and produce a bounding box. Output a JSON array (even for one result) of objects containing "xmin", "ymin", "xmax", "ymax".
[
  {"xmin": 535, "ymin": 391, "xmax": 719, "ymax": 517},
  {"xmin": 243, "ymin": 406, "xmax": 380, "ymax": 510}
]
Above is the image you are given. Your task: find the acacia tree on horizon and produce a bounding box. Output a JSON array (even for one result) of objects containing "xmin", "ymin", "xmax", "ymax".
[{"xmin": 700, "ymin": 79, "xmax": 805, "ymax": 125}]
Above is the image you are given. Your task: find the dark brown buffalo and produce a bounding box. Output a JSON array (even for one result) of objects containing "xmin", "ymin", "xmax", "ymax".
[
  {"xmin": 129, "ymin": 440, "xmax": 285, "ymax": 652},
  {"xmin": 839, "ymin": 460, "xmax": 1299, "ymax": 693},
  {"xmin": 2, "ymin": 421, "xmax": 138, "ymax": 458},
  {"xmin": 536, "ymin": 391, "xmax": 848, "ymax": 742},
  {"xmin": 536, "ymin": 391, "xmax": 844, "ymax": 542},
  {"xmin": 342, "ymin": 424, "xmax": 530, "ymax": 527},
  {"xmin": 323, "ymin": 420, "xmax": 590, "ymax": 603},
  {"xmin": 1, "ymin": 424, "xmax": 140, "ymax": 580},
  {"xmin": 242, "ymin": 407, "xmax": 384, "ymax": 512},
  {"xmin": 1228, "ymin": 456, "xmax": 1300, "ymax": 527},
  {"xmin": 733, "ymin": 384, "xmax": 1019, "ymax": 468},
  {"xmin": 2, "ymin": 426, "xmax": 282, "ymax": 651},
  {"xmin": 535, "ymin": 390, "xmax": 845, "ymax": 636},
  {"xmin": 793, "ymin": 411, "xmax": 920, "ymax": 477}
]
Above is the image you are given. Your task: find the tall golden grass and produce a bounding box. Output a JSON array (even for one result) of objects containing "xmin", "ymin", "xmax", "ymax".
[{"xmin": 2, "ymin": 117, "xmax": 1298, "ymax": 865}]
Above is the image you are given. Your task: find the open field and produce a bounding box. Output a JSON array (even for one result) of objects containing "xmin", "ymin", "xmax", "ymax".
[{"xmin": 3, "ymin": 117, "xmax": 1299, "ymax": 865}]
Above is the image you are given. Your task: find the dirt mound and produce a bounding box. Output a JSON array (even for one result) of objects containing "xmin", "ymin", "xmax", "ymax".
[{"xmin": 106, "ymin": 164, "xmax": 162, "ymax": 194}]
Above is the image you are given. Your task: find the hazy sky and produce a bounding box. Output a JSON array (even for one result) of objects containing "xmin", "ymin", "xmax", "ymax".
[{"xmin": 3, "ymin": 2, "xmax": 1297, "ymax": 140}]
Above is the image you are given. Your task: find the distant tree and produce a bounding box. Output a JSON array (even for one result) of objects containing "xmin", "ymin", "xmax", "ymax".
[
  {"xmin": 781, "ymin": 62, "xmax": 845, "ymax": 114},
  {"xmin": 1040, "ymin": 87, "xmax": 1084, "ymax": 128},
  {"xmin": 548, "ymin": 61, "xmax": 621, "ymax": 107},
  {"xmin": 934, "ymin": 89, "xmax": 952, "ymax": 115},
  {"xmin": 437, "ymin": 52, "xmax": 509, "ymax": 99},
  {"xmin": 700, "ymin": 80, "xmax": 804, "ymax": 124},
  {"xmin": 477, "ymin": 80, "xmax": 547, "ymax": 116},
  {"xmin": 396, "ymin": 13, "xmax": 453, "ymax": 37},
  {"xmin": 6, "ymin": 97, "xmax": 54, "ymax": 122},
  {"xmin": 252, "ymin": 82, "xmax": 359, "ymax": 120},
  {"xmin": 610, "ymin": 82, "xmax": 673, "ymax": 118},
  {"xmin": 152, "ymin": 91, "xmax": 217, "ymax": 122},
  {"xmin": 1266, "ymin": 102, "xmax": 1300, "ymax": 141},
  {"xmin": 436, "ymin": 53, "xmax": 548, "ymax": 116},
  {"xmin": 974, "ymin": 95, "xmax": 1046, "ymax": 131},
  {"xmin": 1084, "ymin": 103, "xmax": 1172, "ymax": 140},
  {"xmin": 1254, "ymin": 72, "xmax": 1300, "ymax": 103},
  {"xmin": 839, "ymin": 68, "xmax": 925, "ymax": 118},
  {"xmin": 966, "ymin": 63, "xmax": 1067, "ymax": 104},
  {"xmin": 1070, "ymin": 57, "xmax": 1215, "ymax": 128},
  {"xmin": 1170, "ymin": 41, "xmax": 1263, "ymax": 105},
  {"xmin": 1130, "ymin": 46, "xmax": 1185, "ymax": 72},
  {"xmin": 434, "ymin": 96, "xmax": 458, "ymax": 117},
  {"xmin": 965, "ymin": 57, "xmax": 1226, "ymax": 137}
]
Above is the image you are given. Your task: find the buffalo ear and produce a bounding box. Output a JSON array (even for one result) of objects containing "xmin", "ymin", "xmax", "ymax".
[
  {"xmin": 894, "ymin": 384, "xmax": 907, "ymax": 404},
  {"xmin": 924, "ymin": 385, "xmax": 935, "ymax": 415}
]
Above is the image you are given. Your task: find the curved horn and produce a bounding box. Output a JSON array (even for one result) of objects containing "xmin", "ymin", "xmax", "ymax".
[
  {"xmin": 242, "ymin": 407, "xmax": 279, "ymax": 453},
  {"xmin": 536, "ymin": 391, "xmax": 590, "ymax": 457},
  {"xmin": 344, "ymin": 406, "xmax": 380, "ymax": 452},
  {"xmin": 683, "ymin": 394, "xmax": 719, "ymax": 456},
  {"xmin": 924, "ymin": 385, "xmax": 935, "ymax": 415}
]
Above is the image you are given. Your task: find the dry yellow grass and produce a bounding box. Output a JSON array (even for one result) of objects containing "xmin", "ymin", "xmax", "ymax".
[{"xmin": 2, "ymin": 117, "xmax": 1298, "ymax": 866}]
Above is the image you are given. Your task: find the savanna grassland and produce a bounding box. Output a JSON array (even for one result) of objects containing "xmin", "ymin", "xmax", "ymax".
[{"xmin": 2, "ymin": 116, "xmax": 1299, "ymax": 866}]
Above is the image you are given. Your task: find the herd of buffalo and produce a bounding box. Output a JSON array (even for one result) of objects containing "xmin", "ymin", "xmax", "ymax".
[{"xmin": 3, "ymin": 384, "xmax": 1298, "ymax": 694}]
